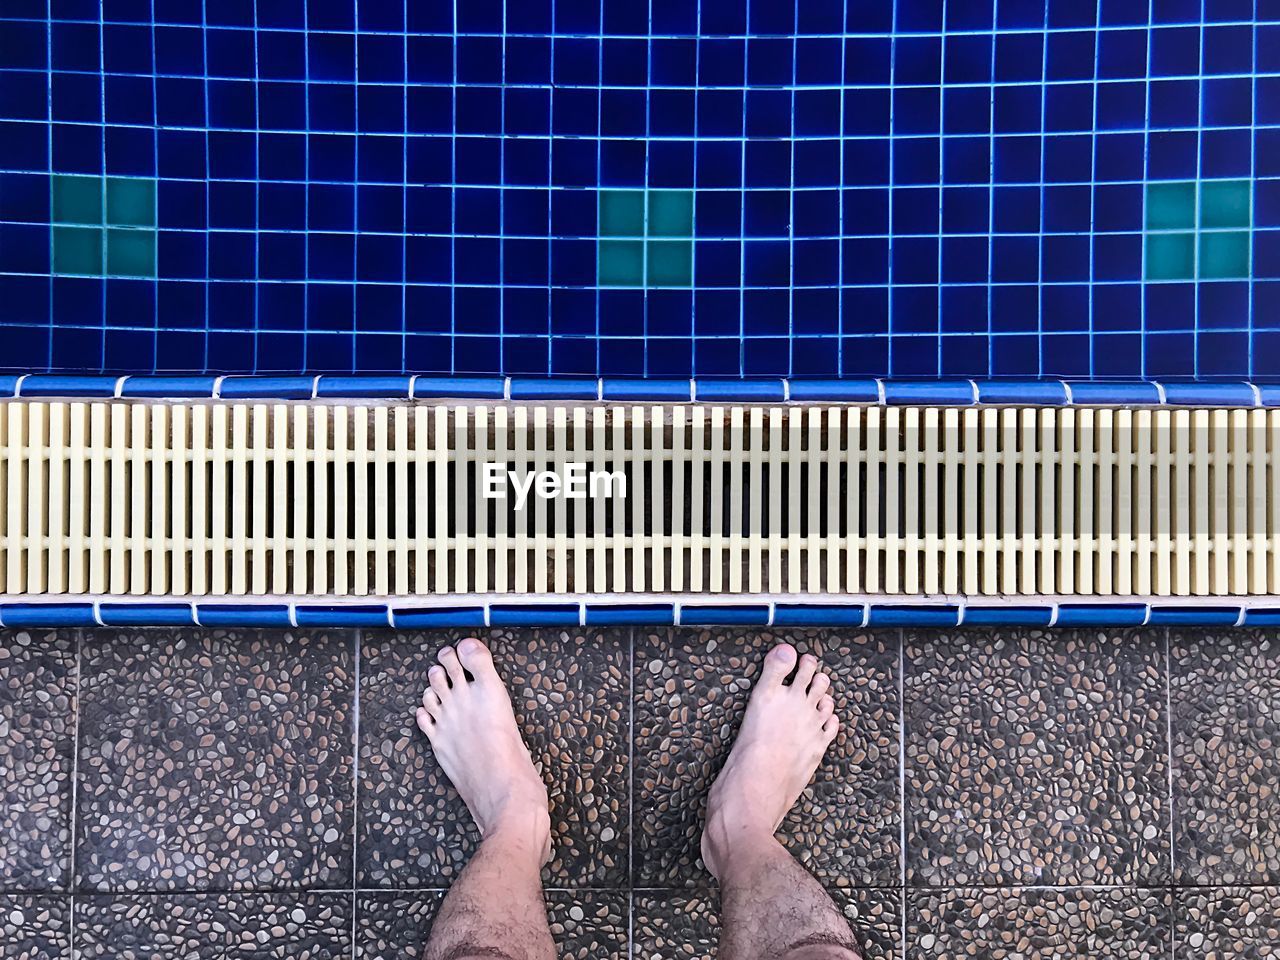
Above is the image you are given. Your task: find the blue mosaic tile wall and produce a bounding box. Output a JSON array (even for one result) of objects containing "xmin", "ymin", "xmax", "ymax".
[{"xmin": 0, "ymin": 1, "xmax": 1275, "ymax": 379}]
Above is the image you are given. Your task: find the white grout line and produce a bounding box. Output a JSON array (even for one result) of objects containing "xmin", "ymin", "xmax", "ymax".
[
  {"xmin": 897, "ymin": 627, "xmax": 908, "ymax": 943},
  {"xmin": 67, "ymin": 628, "xmax": 82, "ymax": 945},
  {"xmin": 351, "ymin": 627, "xmax": 362, "ymax": 959}
]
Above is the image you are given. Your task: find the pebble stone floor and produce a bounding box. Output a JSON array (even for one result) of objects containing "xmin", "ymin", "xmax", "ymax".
[{"xmin": 1, "ymin": 625, "xmax": 1278, "ymax": 958}]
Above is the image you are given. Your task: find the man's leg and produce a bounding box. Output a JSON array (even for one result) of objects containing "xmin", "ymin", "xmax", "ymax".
[
  {"xmin": 414, "ymin": 638, "xmax": 557, "ymax": 960},
  {"xmin": 701, "ymin": 643, "xmax": 862, "ymax": 960}
]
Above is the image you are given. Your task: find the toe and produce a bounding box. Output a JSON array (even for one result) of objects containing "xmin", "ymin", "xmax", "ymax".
[
  {"xmin": 759, "ymin": 643, "xmax": 798, "ymax": 687},
  {"xmin": 792, "ymin": 653, "xmax": 819, "ymax": 690},
  {"xmin": 821, "ymin": 715, "xmax": 840, "ymax": 740},
  {"xmin": 457, "ymin": 637, "xmax": 497, "ymax": 680},
  {"xmin": 817, "ymin": 694, "xmax": 835, "ymax": 717},
  {"xmin": 437, "ymin": 645, "xmax": 467, "ymax": 684},
  {"xmin": 428, "ymin": 664, "xmax": 451, "ymax": 698},
  {"xmin": 415, "ymin": 706, "xmax": 435, "ymax": 736},
  {"xmin": 421, "ymin": 687, "xmax": 442, "ymax": 714},
  {"xmin": 807, "ymin": 671, "xmax": 831, "ymax": 703}
]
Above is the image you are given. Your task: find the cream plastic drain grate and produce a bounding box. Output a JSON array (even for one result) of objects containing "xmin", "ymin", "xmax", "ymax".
[{"xmin": 1, "ymin": 400, "xmax": 1277, "ymax": 599}]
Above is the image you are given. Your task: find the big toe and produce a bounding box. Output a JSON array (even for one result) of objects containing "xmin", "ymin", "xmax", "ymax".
[
  {"xmin": 457, "ymin": 637, "xmax": 498, "ymax": 679},
  {"xmin": 759, "ymin": 642, "xmax": 798, "ymax": 687}
]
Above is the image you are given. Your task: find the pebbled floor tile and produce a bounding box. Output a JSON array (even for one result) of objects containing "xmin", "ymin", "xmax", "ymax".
[
  {"xmin": 74, "ymin": 893, "xmax": 351, "ymax": 958},
  {"xmin": 75, "ymin": 629, "xmax": 354, "ymax": 892},
  {"xmin": 633, "ymin": 627, "xmax": 900, "ymax": 888},
  {"xmin": 358, "ymin": 628, "xmax": 629, "ymax": 887},
  {"xmin": 1171, "ymin": 629, "xmax": 1280, "ymax": 884},
  {"xmin": 0, "ymin": 895, "xmax": 70, "ymax": 960},
  {"xmin": 633, "ymin": 887, "xmax": 901, "ymax": 960},
  {"xmin": 1174, "ymin": 886, "xmax": 1280, "ymax": 959},
  {"xmin": 0, "ymin": 630, "xmax": 76, "ymax": 891},
  {"xmin": 356, "ymin": 889, "xmax": 628, "ymax": 960},
  {"xmin": 907, "ymin": 887, "xmax": 1171, "ymax": 959},
  {"xmin": 905, "ymin": 628, "xmax": 1169, "ymax": 886}
]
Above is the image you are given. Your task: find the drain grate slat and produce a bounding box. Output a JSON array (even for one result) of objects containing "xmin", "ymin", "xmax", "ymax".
[{"xmin": 1, "ymin": 399, "xmax": 1277, "ymax": 599}]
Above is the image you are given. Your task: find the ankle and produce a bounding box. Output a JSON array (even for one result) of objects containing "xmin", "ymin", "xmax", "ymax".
[
  {"xmin": 481, "ymin": 807, "xmax": 553, "ymax": 865},
  {"xmin": 700, "ymin": 810, "xmax": 782, "ymax": 881}
]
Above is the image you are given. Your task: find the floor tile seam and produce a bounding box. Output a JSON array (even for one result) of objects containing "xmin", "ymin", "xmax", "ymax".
[
  {"xmin": 42, "ymin": 885, "xmax": 1280, "ymax": 901},
  {"xmin": 627, "ymin": 625, "xmax": 636, "ymax": 935},
  {"xmin": 48, "ymin": 880, "xmax": 1278, "ymax": 898},
  {"xmin": 1165, "ymin": 625, "xmax": 1178, "ymax": 960},
  {"xmin": 897, "ymin": 627, "xmax": 907, "ymax": 953},
  {"xmin": 352, "ymin": 628, "xmax": 362, "ymax": 959},
  {"xmin": 68, "ymin": 630, "xmax": 83, "ymax": 938}
]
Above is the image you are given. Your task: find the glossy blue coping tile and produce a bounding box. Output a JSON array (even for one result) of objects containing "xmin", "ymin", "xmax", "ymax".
[
  {"xmin": 218, "ymin": 376, "xmax": 314, "ymax": 400},
  {"xmin": 0, "ymin": 376, "xmax": 20, "ymax": 396},
  {"xmin": 1258, "ymin": 385, "xmax": 1280, "ymax": 407},
  {"xmin": 974, "ymin": 380, "xmax": 1069, "ymax": 405},
  {"xmin": 1064, "ymin": 381, "xmax": 1161, "ymax": 405},
  {"xmin": 584, "ymin": 603, "xmax": 676, "ymax": 625},
  {"xmin": 961, "ymin": 605, "xmax": 1055, "ymax": 626},
  {"xmin": 1147, "ymin": 606, "xmax": 1242, "ymax": 626},
  {"xmin": 695, "ymin": 380, "xmax": 786, "ymax": 402},
  {"xmin": 294, "ymin": 604, "xmax": 391, "ymax": 627},
  {"xmin": 98, "ymin": 602, "xmax": 196, "ymax": 627},
  {"xmin": 772, "ymin": 603, "xmax": 867, "ymax": 626},
  {"xmin": 0, "ymin": 603, "xmax": 98, "ymax": 627},
  {"xmin": 119, "ymin": 376, "xmax": 219, "ymax": 398},
  {"xmin": 196, "ymin": 603, "xmax": 292, "ymax": 627},
  {"xmin": 412, "ymin": 376, "xmax": 506, "ymax": 399},
  {"xmin": 19, "ymin": 375, "xmax": 119, "ymax": 398},
  {"xmin": 489, "ymin": 603, "xmax": 580, "ymax": 626},
  {"xmin": 316, "ymin": 376, "xmax": 413, "ymax": 398},
  {"xmin": 600, "ymin": 379, "xmax": 692, "ymax": 402},
  {"xmin": 882, "ymin": 381, "xmax": 975, "ymax": 405},
  {"xmin": 786, "ymin": 379, "xmax": 879, "ymax": 402},
  {"xmin": 1055, "ymin": 603, "xmax": 1148, "ymax": 626},
  {"xmin": 1161, "ymin": 382, "xmax": 1257, "ymax": 406},
  {"xmin": 508, "ymin": 378, "xmax": 598, "ymax": 401},
  {"xmin": 1243, "ymin": 607, "xmax": 1280, "ymax": 627},
  {"xmin": 867, "ymin": 604, "xmax": 961, "ymax": 627},
  {"xmin": 679, "ymin": 604, "xmax": 771, "ymax": 626},
  {"xmin": 392, "ymin": 606, "xmax": 488, "ymax": 628}
]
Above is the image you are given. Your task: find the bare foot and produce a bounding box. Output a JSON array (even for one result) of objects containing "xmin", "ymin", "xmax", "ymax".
[
  {"xmin": 414, "ymin": 637, "xmax": 552, "ymax": 864},
  {"xmin": 700, "ymin": 643, "xmax": 840, "ymax": 880}
]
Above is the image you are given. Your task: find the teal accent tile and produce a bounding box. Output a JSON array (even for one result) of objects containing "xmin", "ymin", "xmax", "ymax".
[
  {"xmin": 106, "ymin": 228, "xmax": 155, "ymax": 277},
  {"xmin": 1199, "ymin": 231, "xmax": 1250, "ymax": 279},
  {"xmin": 51, "ymin": 174, "xmax": 102, "ymax": 226},
  {"xmin": 1145, "ymin": 232, "xmax": 1194, "ymax": 281},
  {"xmin": 646, "ymin": 239, "xmax": 692, "ymax": 286},
  {"xmin": 647, "ymin": 190, "xmax": 693, "ymax": 238},
  {"xmin": 598, "ymin": 239, "xmax": 644, "ymax": 286},
  {"xmin": 106, "ymin": 177, "xmax": 156, "ymax": 228},
  {"xmin": 599, "ymin": 190, "xmax": 644, "ymax": 238},
  {"xmin": 1199, "ymin": 180, "xmax": 1251, "ymax": 230},
  {"xmin": 1145, "ymin": 181, "xmax": 1196, "ymax": 231},
  {"xmin": 52, "ymin": 226, "xmax": 103, "ymax": 275}
]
